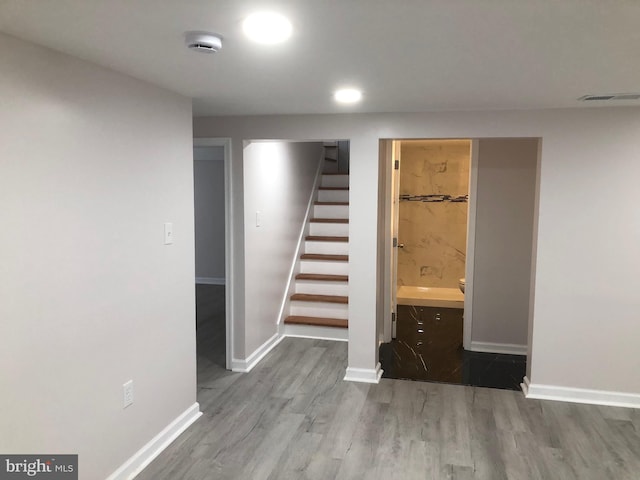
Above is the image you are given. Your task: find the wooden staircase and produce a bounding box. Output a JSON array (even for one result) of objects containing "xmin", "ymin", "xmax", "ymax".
[{"xmin": 283, "ymin": 147, "xmax": 349, "ymax": 339}]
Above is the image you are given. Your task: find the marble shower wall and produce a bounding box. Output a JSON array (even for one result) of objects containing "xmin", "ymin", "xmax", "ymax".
[{"xmin": 398, "ymin": 139, "xmax": 470, "ymax": 288}]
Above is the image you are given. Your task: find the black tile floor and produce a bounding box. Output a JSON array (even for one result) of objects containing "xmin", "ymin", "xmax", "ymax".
[{"xmin": 379, "ymin": 304, "xmax": 526, "ymax": 391}]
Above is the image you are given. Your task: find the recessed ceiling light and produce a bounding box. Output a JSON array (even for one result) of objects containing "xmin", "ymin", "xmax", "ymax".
[
  {"xmin": 334, "ymin": 88, "xmax": 362, "ymax": 104},
  {"xmin": 243, "ymin": 12, "xmax": 292, "ymax": 45}
]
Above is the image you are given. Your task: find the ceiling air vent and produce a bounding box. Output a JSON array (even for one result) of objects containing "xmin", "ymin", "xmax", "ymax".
[
  {"xmin": 579, "ymin": 93, "xmax": 640, "ymax": 101},
  {"xmin": 611, "ymin": 94, "xmax": 640, "ymax": 100}
]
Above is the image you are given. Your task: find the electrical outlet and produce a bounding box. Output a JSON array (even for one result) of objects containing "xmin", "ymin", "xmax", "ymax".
[{"xmin": 123, "ymin": 380, "xmax": 134, "ymax": 408}]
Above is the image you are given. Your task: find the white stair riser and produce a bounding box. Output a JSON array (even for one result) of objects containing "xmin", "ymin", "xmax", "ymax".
[
  {"xmin": 295, "ymin": 281, "xmax": 349, "ymax": 296},
  {"xmin": 283, "ymin": 324, "xmax": 348, "ymax": 341},
  {"xmin": 321, "ymin": 175, "xmax": 349, "ymax": 188},
  {"xmin": 309, "ymin": 222, "xmax": 349, "ymax": 236},
  {"xmin": 318, "ymin": 189, "xmax": 349, "ymax": 202},
  {"xmin": 304, "ymin": 240, "xmax": 349, "ymax": 255},
  {"xmin": 314, "ymin": 204, "xmax": 349, "ymax": 219},
  {"xmin": 300, "ymin": 260, "xmax": 348, "ymax": 275},
  {"xmin": 290, "ymin": 302, "xmax": 348, "ymax": 319}
]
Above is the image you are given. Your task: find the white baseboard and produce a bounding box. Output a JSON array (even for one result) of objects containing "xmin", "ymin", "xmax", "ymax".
[
  {"xmin": 231, "ymin": 333, "xmax": 283, "ymax": 373},
  {"xmin": 106, "ymin": 403, "xmax": 202, "ymax": 480},
  {"xmin": 344, "ymin": 362, "xmax": 383, "ymax": 384},
  {"xmin": 283, "ymin": 324, "xmax": 348, "ymax": 342},
  {"xmin": 522, "ymin": 376, "xmax": 640, "ymax": 409},
  {"xmin": 469, "ymin": 341, "xmax": 527, "ymax": 356},
  {"xmin": 520, "ymin": 375, "xmax": 532, "ymax": 396},
  {"xmin": 195, "ymin": 277, "xmax": 225, "ymax": 285}
]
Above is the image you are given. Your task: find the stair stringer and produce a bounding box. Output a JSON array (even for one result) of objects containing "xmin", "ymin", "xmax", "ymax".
[{"xmin": 275, "ymin": 152, "xmax": 325, "ymax": 334}]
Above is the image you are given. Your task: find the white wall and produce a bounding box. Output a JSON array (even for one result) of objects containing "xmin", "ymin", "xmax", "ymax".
[
  {"xmin": 471, "ymin": 138, "xmax": 539, "ymax": 350},
  {"xmin": 195, "ymin": 107, "xmax": 640, "ymax": 399},
  {"xmin": 243, "ymin": 141, "xmax": 323, "ymax": 355},
  {"xmin": 0, "ymin": 33, "xmax": 196, "ymax": 478},
  {"xmin": 193, "ymin": 146, "xmax": 225, "ymax": 281}
]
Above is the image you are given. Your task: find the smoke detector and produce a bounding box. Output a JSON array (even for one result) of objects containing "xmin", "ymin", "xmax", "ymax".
[{"xmin": 185, "ymin": 31, "xmax": 223, "ymax": 53}]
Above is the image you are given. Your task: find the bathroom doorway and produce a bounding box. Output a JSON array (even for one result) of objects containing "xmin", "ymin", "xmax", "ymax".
[
  {"xmin": 379, "ymin": 138, "xmax": 538, "ymax": 390},
  {"xmin": 384, "ymin": 139, "xmax": 471, "ymax": 384}
]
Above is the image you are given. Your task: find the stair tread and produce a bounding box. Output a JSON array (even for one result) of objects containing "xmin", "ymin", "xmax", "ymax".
[
  {"xmin": 322, "ymin": 172, "xmax": 347, "ymax": 175},
  {"xmin": 285, "ymin": 316, "xmax": 348, "ymax": 328},
  {"xmin": 296, "ymin": 273, "xmax": 348, "ymax": 282},
  {"xmin": 315, "ymin": 202, "xmax": 349, "ymax": 206},
  {"xmin": 310, "ymin": 218, "xmax": 348, "ymax": 224},
  {"xmin": 301, "ymin": 253, "xmax": 348, "ymax": 261},
  {"xmin": 318, "ymin": 187, "xmax": 349, "ymax": 190},
  {"xmin": 324, "ymin": 157, "xmax": 338, "ymax": 162},
  {"xmin": 290, "ymin": 293, "xmax": 348, "ymax": 304},
  {"xmin": 305, "ymin": 235, "xmax": 349, "ymax": 242}
]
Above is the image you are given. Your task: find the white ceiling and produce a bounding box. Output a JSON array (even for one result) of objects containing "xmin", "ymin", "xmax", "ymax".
[{"xmin": 1, "ymin": 0, "xmax": 639, "ymax": 116}]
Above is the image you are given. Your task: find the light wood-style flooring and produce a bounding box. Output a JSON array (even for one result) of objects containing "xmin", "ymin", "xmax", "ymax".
[{"xmin": 137, "ymin": 285, "xmax": 640, "ymax": 480}]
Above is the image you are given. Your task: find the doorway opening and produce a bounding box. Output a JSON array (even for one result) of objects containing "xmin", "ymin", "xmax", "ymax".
[
  {"xmin": 379, "ymin": 138, "xmax": 539, "ymax": 390},
  {"xmin": 193, "ymin": 138, "xmax": 233, "ymax": 383}
]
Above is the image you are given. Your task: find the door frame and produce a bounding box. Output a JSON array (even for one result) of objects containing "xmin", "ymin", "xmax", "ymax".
[
  {"xmin": 193, "ymin": 137, "xmax": 234, "ymax": 370},
  {"xmin": 463, "ymin": 140, "xmax": 479, "ymax": 350},
  {"xmin": 390, "ymin": 140, "xmax": 401, "ymax": 339}
]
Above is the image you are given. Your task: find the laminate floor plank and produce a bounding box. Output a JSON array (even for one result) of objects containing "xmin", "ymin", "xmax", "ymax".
[
  {"xmin": 212, "ymin": 397, "xmax": 292, "ymax": 468},
  {"xmin": 581, "ymin": 408, "xmax": 640, "ymax": 471},
  {"xmin": 266, "ymin": 430, "xmax": 324, "ymax": 480},
  {"xmin": 387, "ymin": 379, "xmax": 432, "ymax": 441},
  {"xmin": 369, "ymin": 378, "xmax": 394, "ymax": 404},
  {"xmin": 467, "ymin": 407, "xmax": 508, "ymax": 480},
  {"xmin": 439, "ymin": 384, "xmax": 473, "ymax": 467},
  {"xmin": 136, "ymin": 286, "xmax": 640, "ymax": 480},
  {"xmin": 324, "ymin": 382, "xmax": 371, "ymax": 459},
  {"xmin": 333, "ymin": 400, "xmax": 389, "ymax": 480},
  {"xmin": 491, "ymin": 388, "xmax": 528, "ymax": 433},
  {"xmin": 513, "ymin": 395, "xmax": 560, "ymax": 449},
  {"xmin": 287, "ymin": 348, "xmax": 345, "ymax": 416},
  {"xmin": 237, "ymin": 412, "xmax": 306, "ymax": 480},
  {"xmin": 542, "ymin": 402, "xmax": 611, "ymax": 480},
  {"xmin": 275, "ymin": 346, "xmax": 327, "ymax": 399}
]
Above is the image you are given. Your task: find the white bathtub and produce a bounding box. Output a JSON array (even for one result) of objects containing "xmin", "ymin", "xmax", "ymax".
[{"xmin": 396, "ymin": 286, "xmax": 464, "ymax": 309}]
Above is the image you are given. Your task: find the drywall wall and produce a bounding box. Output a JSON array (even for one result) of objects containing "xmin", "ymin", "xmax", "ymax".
[
  {"xmin": 193, "ymin": 146, "xmax": 225, "ymax": 282},
  {"xmin": 471, "ymin": 138, "xmax": 539, "ymax": 350},
  {"xmin": 0, "ymin": 33, "xmax": 196, "ymax": 479},
  {"xmin": 243, "ymin": 141, "xmax": 323, "ymax": 355},
  {"xmin": 195, "ymin": 106, "xmax": 640, "ymax": 400}
]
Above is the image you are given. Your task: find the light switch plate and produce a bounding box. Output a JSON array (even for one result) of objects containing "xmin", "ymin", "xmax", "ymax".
[
  {"xmin": 123, "ymin": 380, "xmax": 134, "ymax": 408},
  {"xmin": 164, "ymin": 223, "xmax": 173, "ymax": 244}
]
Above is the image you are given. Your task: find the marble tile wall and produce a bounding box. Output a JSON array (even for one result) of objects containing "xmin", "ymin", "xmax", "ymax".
[{"xmin": 398, "ymin": 140, "xmax": 470, "ymax": 288}]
